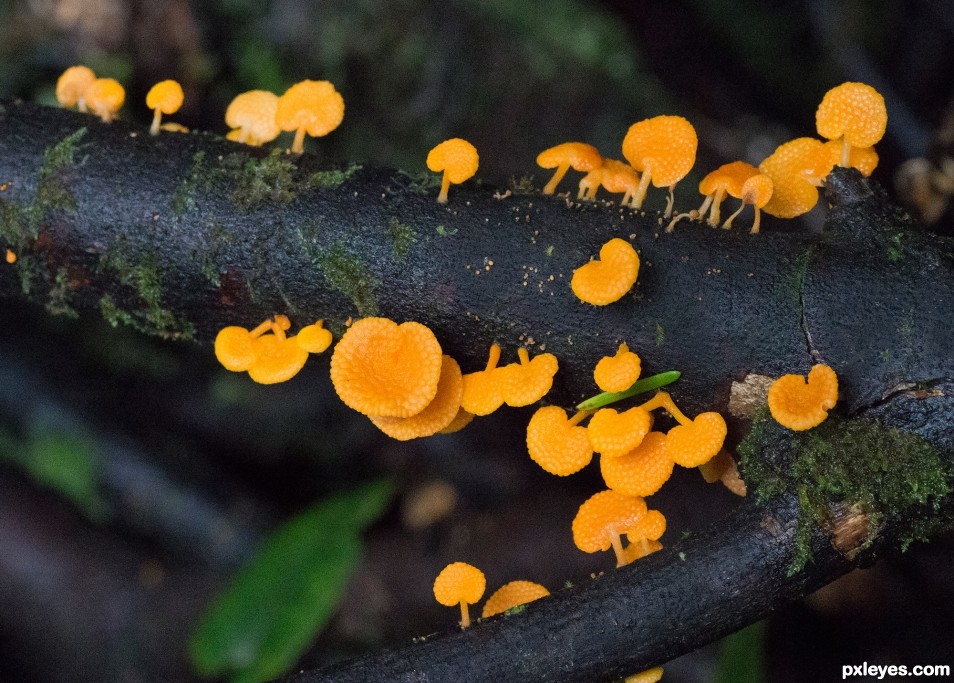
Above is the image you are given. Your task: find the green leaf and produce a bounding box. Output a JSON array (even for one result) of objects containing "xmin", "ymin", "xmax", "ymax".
[
  {"xmin": 575, "ymin": 370, "xmax": 682, "ymax": 411},
  {"xmin": 189, "ymin": 480, "xmax": 394, "ymax": 683},
  {"xmin": 714, "ymin": 621, "xmax": 765, "ymax": 683}
]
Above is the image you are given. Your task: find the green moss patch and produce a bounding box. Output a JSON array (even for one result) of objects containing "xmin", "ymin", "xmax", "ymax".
[
  {"xmin": 311, "ymin": 241, "xmax": 379, "ymax": 317},
  {"xmin": 26, "ymin": 128, "xmax": 86, "ymax": 235},
  {"xmin": 387, "ymin": 217, "xmax": 416, "ymax": 260},
  {"xmin": 232, "ymin": 149, "xmax": 298, "ymax": 212},
  {"xmin": 307, "ymin": 163, "xmax": 362, "ymax": 189}
]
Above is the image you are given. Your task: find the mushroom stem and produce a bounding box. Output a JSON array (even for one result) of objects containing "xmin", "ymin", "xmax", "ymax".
[
  {"xmin": 638, "ymin": 391, "xmax": 690, "ymax": 426},
  {"xmin": 485, "ymin": 344, "xmax": 502, "ymax": 371},
  {"xmin": 707, "ymin": 187, "xmax": 727, "ymax": 226},
  {"xmin": 696, "ymin": 194, "xmax": 714, "ymax": 221},
  {"xmin": 722, "ymin": 201, "xmax": 746, "ymax": 229},
  {"xmin": 663, "ymin": 185, "xmax": 676, "ymax": 219},
  {"xmin": 750, "ymin": 208, "xmax": 762, "ymax": 234},
  {"xmin": 149, "ymin": 107, "xmax": 162, "ymax": 136},
  {"xmin": 77, "ymin": 98, "xmax": 88, "ymax": 114},
  {"xmin": 459, "ymin": 601, "xmax": 472, "ymax": 629},
  {"xmin": 610, "ymin": 530, "xmax": 627, "ymax": 568},
  {"xmin": 517, "ymin": 347, "xmax": 530, "ymax": 365},
  {"xmin": 543, "ymin": 163, "xmax": 570, "ymax": 195},
  {"xmin": 666, "ymin": 210, "xmax": 698, "ymax": 233},
  {"xmin": 840, "ymin": 137, "xmax": 851, "ymax": 168},
  {"xmin": 291, "ymin": 126, "xmax": 307, "ymax": 154},
  {"xmin": 567, "ymin": 410, "xmax": 592, "ymax": 427},
  {"xmin": 250, "ymin": 320, "xmax": 273, "ymax": 337},
  {"xmin": 437, "ymin": 173, "xmax": 451, "ymax": 204},
  {"xmin": 632, "ymin": 168, "xmax": 652, "ymax": 209}
]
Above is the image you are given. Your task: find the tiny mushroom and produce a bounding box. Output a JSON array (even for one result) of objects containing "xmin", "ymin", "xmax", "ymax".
[
  {"xmin": 247, "ymin": 323, "xmax": 310, "ymax": 385},
  {"xmin": 5, "ymin": 249, "xmax": 16, "ymax": 264},
  {"xmin": 622, "ymin": 115, "xmax": 698, "ymax": 210},
  {"xmin": 499, "ymin": 347, "xmax": 559, "ymax": 407},
  {"xmin": 768, "ymin": 364, "xmax": 838, "ymax": 431},
  {"xmin": 225, "ymin": 90, "xmax": 281, "ymax": 146},
  {"xmin": 640, "ymin": 392, "xmax": 727, "ymax": 468},
  {"xmin": 626, "ymin": 508, "xmax": 666, "ymax": 558},
  {"xmin": 526, "ymin": 406, "xmax": 594, "ymax": 476},
  {"xmin": 214, "ymin": 318, "xmax": 274, "ymax": 372},
  {"xmin": 481, "ymin": 580, "xmax": 550, "ymax": 618},
  {"xmin": 56, "ymin": 66, "xmax": 96, "ymax": 112},
  {"xmin": 598, "ymin": 159, "xmax": 642, "ymax": 208},
  {"xmin": 295, "ymin": 320, "xmax": 333, "ymax": 354},
  {"xmin": 758, "ymin": 138, "xmax": 834, "ymax": 218},
  {"xmin": 698, "ymin": 449, "xmax": 747, "ymax": 496},
  {"xmin": 433, "ymin": 562, "xmax": 486, "ymax": 629},
  {"xmin": 600, "ymin": 431, "xmax": 675, "ymax": 498},
  {"xmin": 369, "ymin": 355, "xmax": 464, "ymax": 440},
  {"xmin": 460, "ymin": 344, "xmax": 507, "ymax": 416},
  {"xmin": 695, "ymin": 161, "xmax": 759, "ymax": 227},
  {"xmin": 587, "ymin": 407, "xmax": 652, "ymax": 459},
  {"xmin": 721, "ymin": 172, "xmax": 774, "ymax": 233},
  {"xmin": 816, "ymin": 82, "xmax": 887, "ymax": 168},
  {"xmin": 571, "ymin": 237, "xmax": 640, "ymax": 306},
  {"xmin": 536, "ymin": 142, "xmax": 602, "ymax": 195},
  {"xmin": 145, "ymin": 79, "xmax": 184, "ymax": 135},
  {"xmin": 85, "ymin": 77, "xmax": 125, "ymax": 123},
  {"xmin": 625, "ymin": 668, "xmax": 665, "ymax": 683},
  {"xmin": 593, "ymin": 342, "xmax": 642, "ymax": 393},
  {"xmin": 275, "ymin": 79, "xmax": 345, "ymax": 154},
  {"xmin": 572, "ymin": 489, "xmax": 648, "ymax": 568},
  {"xmin": 427, "ymin": 138, "xmax": 479, "ymax": 203}
]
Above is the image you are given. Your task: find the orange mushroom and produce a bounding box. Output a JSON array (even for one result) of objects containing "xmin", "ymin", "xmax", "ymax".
[
  {"xmin": 330, "ymin": 317, "xmax": 443, "ymax": 418},
  {"xmin": 438, "ymin": 407, "xmax": 476, "ymax": 434},
  {"xmin": 622, "ymin": 115, "xmax": 698, "ymax": 210},
  {"xmin": 758, "ymin": 138, "xmax": 835, "ymax": 218},
  {"xmin": 698, "ymin": 449, "xmax": 747, "ymax": 496},
  {"xmin": 721, "ymin": 172, "xmax": 774, "ymax": 234},
  {"xmin": 571, "ymin": 237, "xmax": 640, "ymax": 306},
  {"xmin": 146, "ymin": 80, "xmax": 184, "ymax": 136},
  {"xmin": 572, "ymin": 490, "xmax": 648, "ymax": 567},
  {"xmin": 499, "ymin": 347, "xmax": 559, "ymax": 407},
  {"xmin": 695, "ymin": 161, "xmax": 759, "ymax": 227},
  {"xmin": 593, "ymin": 342, "xmax": 642, "ymax": 393},
  {"xmin": 526, "ymin": 406, "xmax": 594, "ymax": 476},
  {"xmin": 640, "ymin": 392, "xmax": 726, "ymax": 468},
  {"xmin": 768, "ymin": 364, "xmax": 838, "ymax": 431},
  {"xmin": 627, "ymin": 508, "xmax": 666, "ymax": 557},
  {"xmin": 816, "ymin": 82, "xmax": 887, "ymax": 168},
  {"xmin": 625, "ymin": 668, "xmax": 664, "ymax": 683},
  {"xmin": 84, "ymin": 77, "xmax": 125, "ymax": 123},
  {"xmin": 600, "ymin": 431, "xmax": 674, "ymax": 497},
  {"xmin": 433, "ymin": 562, "xmax": 486, "ymax": 629},
  {"xmin": 537, "ymin": 142, "xmax": 602, "ymax": 195},
  {"xmin": 619, "ymin": 538, "xmax": 663, "ymax": 565},
  {"xmin": 598, "ymin": 159, "xmax": 642, "ymax": 207},
  {"xmin": 481, "ymin": 580, "xmax": 550, "ymax": 618},
  {"xmin": 5, "ymin": 249, "xmax": 16, "ymax": 264},
  {"xmin": 275, "ymin": 80, "xmax": 345, "ymax": 154},
  {"xmin": 225, "ymin": 90, "xmax": 281, "ymax": 146},
  {"xmin": 247, "ymin": 324, "xmax": 310, "ymax": 385},
  {"xmin": 214, "ymin": 318, "xmax": 274, "ymax": 372},
  {"xmin": 369, "ymin": 355, "xmax": 464, "ymax": 440},
  {"xmin": 460, "ymin": 344, "xmax": 507, "ymax": 416},
  {"xmin": 295, "ymin": 320, "xmax": 333, "ymax": 354},
  {"xmin": 56, "ymin": 66, "xmax": 96, "ymax": 112},
  {"xmin": 823, "ymin": 140, "xmax": 879, "ymax": 177},
  {"xmin": 427, "ymin": 138, "xmax": 479, "ymax": 203},
  {"xmin": 587, "ymin": 407, "xmax": 652, "ymax": 459}
]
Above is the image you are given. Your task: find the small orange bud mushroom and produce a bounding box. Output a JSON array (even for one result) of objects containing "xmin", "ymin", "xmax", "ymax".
[
  {"xmin": 722, "ymin": 172, "xmax": 774, "ymax": 234},
  {"xmin": 85, "ymin": 77, "xmax": 125, "ymax": 123},
  {"xmin": 768, "ymin": 364, "xmax": 838, "ymax": 431},
  {"xmin": 587, "ymin": 407, "xmax": 652, "ymax": 459},
  {"xmin": 759, "ymin": 138, "xmax": 834, "ymax": 218},
  {"xmin": 276, "ymin": 80, "xmax": 345, "ymax": 154},
  {"xmin": 536, "ymin": 142, "xmax": 602, "ymax": 195},
  {"xmin": 330, "ymin": 317, "xmax": 443, "ymax": 418},
  {"xmin": 214, "ymin": 318, "xmax": 274, "ymax": 372},
  {"xmin": 816, "ymin": 82, "xmax": 887, "ymax": 168},
  {"xmin": 600, "ymin": 431, "xmax": 674, "ymax": 497},
  {"xmin": 225, "ymin": 90, "xmax": 281, "ymax": 146},
  {"xmin": 628, "ymin": 508, "xmax": 666, "ymax": 552},
  {"xmin": 572, "ymin": 490, "xmax": 648, "ymax": 567},
  {"xmin": 295, "ymin": 320, "xmax": 333, "ymax": 353},
  {"xmin": 526, "ymin": 406, "xmax": 593, "ymax": 476},
  {"xmin": 481, "ymin": 580, "xmax": 550, "ymax": 618},
  {"xmin": 433, "ymin": 562, "xmax": 486, "ymax": 629},
  {"xmin": 695, "ymin": 161, "xmax": 759, "ymax": 227},
  {"xmin": 571, "ymin": 238, "xmax": 640, "ymax": 306},
  {"xmin": 460, "ymin": 344, "xmax": 507, "ymax": 416},
  {"xmin": 427, "ymin": 138, "xmax": 479, "ymax": 203},
  {"xmin": 598, "ymin": 159, "xmax": 642, "ymax": 208},
  {"xmin": 369, "ymin": 355, "xmax": 464, "ymax": 440},
  {"xmin": 5, "ymin": 249, "xmax": 16, "ymax": 264},
  {"xmin": 625, "ymin": 668, "xmax": 665, "ymax": 683},
  {"xmin": 593, "ymin": 342, "xmax": 641, "ymax": 393},
  {"xmin": 56, "ymin": 66, "xmax": 96, "ymax": 112},
  {"xmin": 499, "ymin": 347, "xmax": 559, "ymax": 407},
  {"xmin": 622, "ymin": 115, "xmax": 698, "ymax": 210},
  {"xmin": 146, "ymin": 80, "xmax": 184, "ymax": 136}
]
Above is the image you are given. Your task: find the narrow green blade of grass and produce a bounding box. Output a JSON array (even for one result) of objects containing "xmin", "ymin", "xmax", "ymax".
[{"xmin": 576, "ymin": 370, "xmax": 681, "ymax": 411}]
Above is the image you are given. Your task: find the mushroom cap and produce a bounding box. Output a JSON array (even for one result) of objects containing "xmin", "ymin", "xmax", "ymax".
[
  {"xmin": 226, "ymin": 90, "xmax": 281, "ymax": 144},
  {"xmin": 823, "ymin": 140, "xmax": 879, "ymax": 176},
  {"xmin": 593, "ymin": 342, "xmax": 642, "ymax": 393},
  {"xmin": 631, "ymin": 509, "xmax": 667, "ymax": 541},
  {"xmin": 536, "ymin": 142, "xmax": 602, "ymax": 172},
  {"xmin": 369, "ymin": 355, "xmax": 464, "ymax": 440},
  {"xmin": 587, "ymin": 407, "xmax": 652, "ymax": 459},
  {"xmin": 214, "ymin": 325, "xmax": 256, "ymax": 371},
  {"xmin": 666, "ymin": 412, "xmax": 727, "ymax": 467},
  {"xmin": 56, "ymin": 66, "xmax": 96, "ymax": 107},
  {"xmin": 768, "ymin": 364, "xmax": 838, "ymax": 431},
  {"xmin": 758, "ymin": 138, "xmax": 833, "ymax": 218},
  {"xmin": 296, "ymin": 321, "xmax": 333, "ymax": 354},
  {"xmin": 247, "ymin": 333, "xmax": 310, "ymax": 384},
  {"xmin": 622, "ymin": 115, "xmax": 698, "ymax": 187},
  {"xmin": 572, "ymin": 490, "xmax": 647, "ymax": 553},
  {"xmin": 698, "ymin": 161, "xmax": 759, "ymax": 197},
  {"xmin": 433, "ymin": 562, "xmax": 486, "ymax": 606},
  {"xmin": 599, "ymin": 159, "xmax": 640, "ymax": 194},
  {"xmin": 600, "ymin": 431, "xmax": 674, "ymax": 497},
  {"xmin": 438, "ymin": 407, "xmax": 476, "ymax": 434},
  {"xmin": 481, "ymin": 580, "xmax": 550, "ymax": 618},
  {"xmin": 526, "ymin": 406, "xmax": 594, "ymax": 476},
  {"xmin": 461, "ymin": 370, "xmax": 506, "ymax": 416},
  {"xmin": 275, "ymin": 80, "xmax": 345, "ymax": 137},
  {"xmin": 735, "ymin": 173, "xmax": 774, "ymax": 208},
  {"xmin": 571, "ymin": 238, "xmax": 640, "ymax": 306},
  {"xmin": 330, "ymin": 317, "xmax": 443, "ymax": 418},
  {"xmin": 499, "ymin": 352, "xmax": 559, "ymax": 407},
  {"xmin": 816, "ymin": 82, "xmax": 887, "ymax": 148},
  {"xmin": 85, "ymin": 78, "xmax": 125, "ymax": 114},
  {"xmin": 427, "ymin": 138, "xmax": 479, "ymax": 184},
  {"xmin": 146, "ymin": 80, "xmax": 184, "ymax": 114}
]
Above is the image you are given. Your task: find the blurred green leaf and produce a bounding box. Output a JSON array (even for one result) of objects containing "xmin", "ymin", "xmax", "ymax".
[
  {"xmin": 714, "ymin": 621, "xmax": 765, "ymax": 683},
  {"xmin": 190, "ymin": 479, "xmax": 394, "ymax": 683}
]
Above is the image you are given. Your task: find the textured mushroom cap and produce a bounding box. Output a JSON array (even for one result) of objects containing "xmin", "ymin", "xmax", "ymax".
[
  {"xmin": 214, "ymin": 326, "xmax": 256, "ymax": 371},
  {"xmin": 632, "ymin": 509, "xmax": 667, "ymax": 541},
  {"xmin": 816, "ymin": 82, "xmax": 887, "ymax": 148},
  {"xmin": 295, "ymin": 321, "xmax": 333, "ymax": 354},
  {"xmin": 275, "ymin": 80, "xmax": 345, "ymax": 137},
  {"xmin": 622, "ymin": 115, "xmax": 698, "ymax": 187},
  {"xmin": 499, "ymin": 352, "xmax": 559, "ymax": 407},
  {"xmin": 768, "ymin": 364, "xmax": 839, "ymax": 431},
  {"xmin": 369, "ymin": 356, "xmax": 464, "ymax": 440},
  {"xmin": 226, "ymin": 90, "xmax": 281, "ymax": 144},
  {"xmin": 625, "ymin": 667, "xmax": 665, "ymax": 683},
  {"xmin": 433, "ymin": 562, "xmax": 486, "ymax": 606},
  {"xmin": 145, "ymin": 80, "xmax": 184, "ymax": 114},
  {"xmin": 593, "ymin": 342, "xmax": 642, "ymax": 393},
  {"xmin": 587, "ymin": 407, "xmax": 652, "ymax": 459},
  {"xmin": 247, "ymin": 334, "xmax": 309, "ymax": 384},
  {"xmin": 600, "ymin": 431, "xmax": 674, "ymax": 497},
  {"xmin": 461, "ymin": 370, "xmax": 507, "ymax": 416},
  {"xmin": 736, "ymin": 173, "xmax": 774, "ymax": 208},
  {"xmin": 56, "ymin": 66, "xmax": 96, "ymax": 107},
  {"xmin": 758, "ymin": 138, "xmax": 833, "ymax": 218},
  {"xmin": 571, "ymin": 238, "xmax": 640, "ymax": 306},
  {"xmin": 330, "ymin": 317, "xmax": 443, "ymax": 417},
  {"xmin": 438, "ymin": 407, "xmax": 476, "ymax": 434},
  {"xmin": 572, "ymin": 490, "xmax": 647, "ymax": 553},
  {"xmin": 667, "ymin": 412, "xmax": 727, "ymax": 467},
  {"xmin": 698, "ymin": 161, "xmax": 758, "ymax": 197},
  {"xmin": 599, "ymin": 159, "xmax": 640, "ymax": 194},
  {"xmin": 526, "ymin": 406, "xmax": 593, "ymax": 476},
  {"xmin": 536, "ymin": 142, "xmax": 602, "ymax": 171},
  {"xmin": 427, "ymin": 138, "xmax": 479, "ymax": 184},
  {"xmin": 85, "ymin": 78, "xmax": 125, "ymax": 114},
  {"xmin": 823, "ymin": 140, "xmax": 879, "ymax": 176},
  {"xmin": 481, "ymin": 581, "xmax": 550, "ymax": 618}
]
